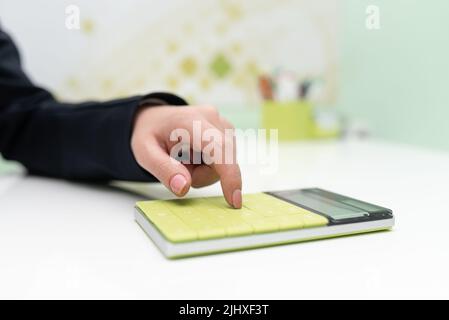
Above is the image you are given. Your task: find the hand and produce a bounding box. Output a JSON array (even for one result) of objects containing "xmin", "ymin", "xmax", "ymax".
[{"xmin": 131, "ymin": 105, "xmax": 242, "ymax": 208}]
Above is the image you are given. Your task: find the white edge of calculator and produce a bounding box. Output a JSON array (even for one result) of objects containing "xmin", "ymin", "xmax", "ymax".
[{"xmin": 134, "ymin": 209, "xmax": 395, "ymax": 259}]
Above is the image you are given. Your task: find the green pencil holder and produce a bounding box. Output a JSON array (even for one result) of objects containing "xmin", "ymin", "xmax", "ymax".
[{"xmin": 261, "ymin": 101, "xmax": 313, "ymax": 141}]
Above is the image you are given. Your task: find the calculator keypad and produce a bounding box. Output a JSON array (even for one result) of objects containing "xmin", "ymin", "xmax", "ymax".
[{"xmin": 136, "ymin": 193, "xmax": 329, "ymax": 243}]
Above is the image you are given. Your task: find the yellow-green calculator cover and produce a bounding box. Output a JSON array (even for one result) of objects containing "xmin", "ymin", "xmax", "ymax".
[{"xmin": 135, "ymin": 193, "xmax": 329, "ymax": 243}]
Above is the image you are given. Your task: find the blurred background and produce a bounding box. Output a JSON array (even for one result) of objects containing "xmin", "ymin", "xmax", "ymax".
[{"xmin": 1, "ymin": 0, "xmax": 449, "ymax": 171}]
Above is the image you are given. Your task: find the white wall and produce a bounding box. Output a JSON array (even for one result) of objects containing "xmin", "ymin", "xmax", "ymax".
[{"xmin": 0, "ymin": 0, "xmax": 338, "ymax": 105}]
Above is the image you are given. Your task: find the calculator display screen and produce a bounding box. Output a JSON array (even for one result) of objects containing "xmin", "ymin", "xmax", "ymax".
[{"xmin": 268, "ymin": 188, "xmax": 393, "ymax": 224}]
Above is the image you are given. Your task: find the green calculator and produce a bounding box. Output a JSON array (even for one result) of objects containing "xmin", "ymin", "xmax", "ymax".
[{"xmin": 135, "ymin": 188, "xmax": 394, "ymax": 258}]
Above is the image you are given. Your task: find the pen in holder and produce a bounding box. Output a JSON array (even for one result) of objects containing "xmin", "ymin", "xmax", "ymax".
[{"xmin": 261, "ymin": 101, "xmax": 313, "ymax": 141}]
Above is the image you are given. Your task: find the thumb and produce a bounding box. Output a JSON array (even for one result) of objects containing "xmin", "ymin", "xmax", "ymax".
[{"xmin": 138, "ymin": 139, "xmax": 192, "ymax": 196}]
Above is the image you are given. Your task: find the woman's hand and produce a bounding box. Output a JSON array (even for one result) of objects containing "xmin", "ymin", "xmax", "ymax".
[{"xmin": 131, "ymin": 105, "xmax": 242, "ymax": 208}]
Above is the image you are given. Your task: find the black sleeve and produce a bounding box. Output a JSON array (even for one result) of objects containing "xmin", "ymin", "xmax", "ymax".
[{"xmin": 0, "ymin": 27, "xmax": 187, "ymax": 182}]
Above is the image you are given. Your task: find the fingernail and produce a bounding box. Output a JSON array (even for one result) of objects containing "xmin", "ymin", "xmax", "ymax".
[
  {"xmin": 170, "ymin": 174, "xmax": 187, "ymax": 195},
  {"xmin": 232, "ymin": 189, "xmax": 242, "ymax": 209}
]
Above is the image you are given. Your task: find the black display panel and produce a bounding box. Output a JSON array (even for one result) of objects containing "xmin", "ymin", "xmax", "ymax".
[{"xmin": 268, "ymin": 188, "xmax": 393, "ymax": 225}]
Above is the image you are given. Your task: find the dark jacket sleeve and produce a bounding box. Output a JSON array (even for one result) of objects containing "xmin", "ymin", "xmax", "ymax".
[{"xmin": 0, "ymin": 28, "xmax": 186, "ymax": 182}]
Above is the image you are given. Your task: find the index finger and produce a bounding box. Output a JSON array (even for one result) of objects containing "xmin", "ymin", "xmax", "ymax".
[
  {"xmin": 211, "ymin": 117, "xmax": 242, "ymax": 209},
  {"xmin": 213, "ymin": 161, "xmax": 242, "ymax": 209},
  {"xmin": 188, "ymin": 119, "xmax": 242, "ymax": 209}
]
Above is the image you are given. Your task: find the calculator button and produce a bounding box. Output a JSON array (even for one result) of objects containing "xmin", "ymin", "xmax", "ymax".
[
  {"xmin": 137, "ymin": 202, "xmax": 197, "ymax": 242},
  {"xmin": 301, "ymin": 211, "xmax": 329, "ymax": 227},
  {"xmin": 272, "ymin": 215, "xmax": 305, "ymax": 230},
  {"xmin": 167, "ymin": 199, "xmax": 227, "ymax": 240}
]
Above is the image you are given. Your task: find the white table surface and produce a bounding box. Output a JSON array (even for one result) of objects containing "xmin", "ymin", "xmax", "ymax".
[{"xmin": 1, "ymin": 139, "xmax": 449, "ymax": 299}]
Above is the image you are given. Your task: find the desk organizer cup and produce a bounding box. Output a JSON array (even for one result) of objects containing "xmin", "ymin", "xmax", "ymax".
[{"xmin": 261, "ymin": 101, "xmax": 313, "ymax": 141}]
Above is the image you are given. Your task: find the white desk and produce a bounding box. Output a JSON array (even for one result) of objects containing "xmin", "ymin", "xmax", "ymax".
[{"xmin": 1, "ymin": 140, "xmax": 449, "ymax": 299}]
